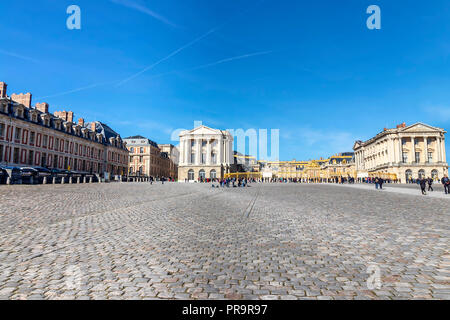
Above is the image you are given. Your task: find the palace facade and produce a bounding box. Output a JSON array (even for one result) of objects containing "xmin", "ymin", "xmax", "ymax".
[
  {"xmin": 0, "ymin": 82, "xmax": 128, "ymax": 177},
  {"xmin": 178, "ymin": 125, "xmax": 233, "ymax": 181},
  {"xmin": 158, "ymin": 144, "xmax": 179, "ymax": 179},
  {"xmin": 255, "ymin": 153, "xmax": 356, "ymax": 182},
  {"xmin": 353, "ymin": 122, "xmax": 447, "ymax": 182},
  {"xmin": 124, "ymin": 136, "xmax": 178, "ymax": 179}
]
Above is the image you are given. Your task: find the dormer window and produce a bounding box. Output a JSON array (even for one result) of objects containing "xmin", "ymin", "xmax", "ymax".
[
  {"xmin": 0, "ymin": 103, "xmax": 6, "ymax": 113},
  {"xmin": 16, "ymin": 108, "xmax": 24, "ymax": 118}
]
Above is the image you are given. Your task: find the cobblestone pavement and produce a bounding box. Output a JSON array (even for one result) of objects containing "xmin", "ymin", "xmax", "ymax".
[
  {"xmin": 0, "ymin": 183, "xmax": 449, "ymax": 300},
  {"xmin": 333, "ymin": 183, "xmax": 450, "ymax": 200}
]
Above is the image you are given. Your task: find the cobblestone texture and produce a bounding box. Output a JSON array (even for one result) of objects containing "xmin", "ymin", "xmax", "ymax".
[{"xmin": 0, "ymin": 183, "xmax": 449, "ymax": 300}]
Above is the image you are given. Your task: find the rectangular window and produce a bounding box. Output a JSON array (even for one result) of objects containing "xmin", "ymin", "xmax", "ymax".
[
  {"xmin": 43, "ymin": 135, "xmax": 48, "ymax": 148},
  {"xmin": 415, "ymin": 152, "xmax": 420, "ymax": 163},
  {"xmin": 0, "ymin": 144, "xmax": 3, "ymax": 162},
  {"xmin": 428, "ymin": 152, "xmax": 433, "ymax": 163},
  {"xmin": 202, "ymin": 140, "xmax": 206, "ymax": 147},
  {"xmin": 211, "ymin": 153, "xmax": 217, "ymax": 164},
  {"xmin": 191, "ymin": 140, "xmax": 195, "ymax": 147},
  {"xmin": 191, "ymin": 153, "xmax": 195, "ymax": 164},
  {"xmin": 0, "ymin": 123, "xmax": 4, "ymax": 137},
  {"xmin": 402, "ymin": 153, "xmax": 408, "ymax": 163},
  {"xmin": 201, "ymin": 153, "xmax": 206, "ymax": 164},
  {"xmin": 15, "ymin": 128, "xmax": 21, "ymax": 141},
  {"xmin": 30, "ymin": 131, "xmax": 35, "ymax": 145},
  {"xmin": 55, "ymin": 138, "xmax": 59, "ymax": 150},
  {"xmin": 65, "ymin": 141, "xmax": 69, "ymax": 153},
  {"xmin": 41, "ymin": 153, "xmax": 47, "ymax": 167},
  {"xmin": 13, "ymin": 148, "xmax": 20, "ymax": 164},
  {"xmin": 28, "ymin": 150, "xmax": 34, "ymax": 165}
]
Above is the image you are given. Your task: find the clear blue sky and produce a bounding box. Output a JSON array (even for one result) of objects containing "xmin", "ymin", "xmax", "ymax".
[{"xmin": 1, "ymin": 0, "xmax": 449, "ymax": 160}]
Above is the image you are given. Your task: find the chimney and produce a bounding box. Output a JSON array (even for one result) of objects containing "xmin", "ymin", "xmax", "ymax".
[
  {"xmin": 11, "ymin": 93, "xmax": 32, "ymax": 108},
  {"xmin": 0, "ymin": 82, "xmax": 7, "ymax": 98},
  {"xmin": 54, "ymin": 111, "xmax": 68, "ymax": 121},
  {"xmin": 67, "ymin": 111, "xmax": 74, "ymax": 123},
  {"xmin": 78, "ymin": 118, "xmax": 85, "ymax": 127},
  {"xmin": 35, "ymin": 102, "xmax": 49, "ymax": 113},
  {"xmin": 90, "ymin": 122, "xmax": 97, "ymax": 132}
]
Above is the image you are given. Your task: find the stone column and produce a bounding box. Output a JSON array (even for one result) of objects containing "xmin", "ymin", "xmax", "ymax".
[
  {"xmin": 436, "ymin": 137, "xmax": 442, "ymax": 163},
  {"xmin": 185, "ymin": 138, "xmax": 190, "ymax": 165},
  {"xmin": 206, "ymin": 139, "xmax": 212, "ymax": 165},
  {"xmin": 196, "ymin": 138, "xmax": 201, "ymax": 165},
  {"xmin": 411, "ymin": 136, "xmax": 416, "ymax": 163},
  {"xmin": 424, "ymin": 137, "xmax": 429, "ymax": 163},
  {"xmin": 218, "ymin": 138, "xmax": 223, "ymax": 165},
  {"xmin": 442, "ymin": 138, "xmax": 447, "ymax": 163}
]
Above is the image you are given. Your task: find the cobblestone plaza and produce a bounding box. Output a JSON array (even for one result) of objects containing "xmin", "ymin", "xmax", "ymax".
[{"xmin": 0, "ymin": 183, "xmax": 448, "ymax": 300}]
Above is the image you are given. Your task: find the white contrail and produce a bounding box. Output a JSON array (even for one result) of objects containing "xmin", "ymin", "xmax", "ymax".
[
  {"xmin": 34, "ymin": 51, "xmax": 272, "ymax": 100},
  {"xmin": 110, "ymin": 0, "xmax": 176, "ymax": 27},
  {"xmin": 115, "ymin": 0, "xmax": 267, "ymax": 87},
  {"xmin": 35, "ymin": 80, "xmax": 116, "ymax": 100},
  {"xmin": 116, "ymin": 26, "xmax": 219, "ymax": 87},
  {"xmin": 0, "ymin": 49, "xmax": 39, "ymax": 63},
  {"xmin": 146, "ymin": 50, "xmax": 273, "ymax": 79}
]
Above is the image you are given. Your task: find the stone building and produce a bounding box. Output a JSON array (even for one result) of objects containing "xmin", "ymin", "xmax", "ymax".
[
  {"xmin": 178, "ymin": 125, "xmax": 233, "ymax": 181},
  {"xmin": 124, "ymin": 136, "xmax": 177, "ymax": 179},
  {"xmin": 258, "ymin": 154, "xmax": 355, "ymax": 182},
  {"xmin": 0, "ymin": 81, "xmax": 128, "ymax": 177},
  {"xmin": 321, "ymin": 153, "xmax": 356, "ymax": 181},
  {"xmin": 158, "ymin": 144, "xmax": 179, "ymax": 179},
  {"xmin": 353, "ymin": 122, "xmax": 448, "ymax": 182}
]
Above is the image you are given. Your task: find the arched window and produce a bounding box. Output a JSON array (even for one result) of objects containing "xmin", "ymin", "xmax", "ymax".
[
  {"xmin": 431, "ymin": 170, "xmax": 438, "ymax": 180},
  {"xmin": 199, "ymin": 169, "xmax": 206, "ymax": 180},
  {"xmin": 210, "ymin": 169, "xmax": 217, "ymax": 179},
  {"xmin": 188, "ymin": 169, "xmax": 195, "ymax": 181},
  {"xmin": 418, "ymin": 169, "xmax": 425, "ymax": 179},
  {"xmin": 405, "ymin": 170, "xmax": 413, "ymax": 181}
]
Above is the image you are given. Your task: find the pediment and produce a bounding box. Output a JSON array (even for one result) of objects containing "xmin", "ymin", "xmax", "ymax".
[
  {"xmin": 187, "ymin": 125, "xmax": 221, "ymax": 135},
  {"xmin": 400, "ymin": 123, "xmax": 442, "ymax": 133},
  {"xmin": 353, "ymin": 141, "xmax": 363, "ymax": 150}
]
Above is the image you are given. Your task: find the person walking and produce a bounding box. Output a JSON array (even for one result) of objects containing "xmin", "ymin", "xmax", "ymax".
[
  {"xmin": 419, "ymin": 178, "xmax": 427, "ymax": 195},
  {"xmin": 442, "ymin": 175, "xmax": 450, "ymax": 194},
  {"xmin": 379, "ymin": 177, "xmax": 384, "ymax": 190},
  {"xmin": 374, "ymin": 177, "xmax": 379, "ymax": 190},
  {"xmin": 427, "ymin": 177, "xmax": 433, "ymax": 192}
]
